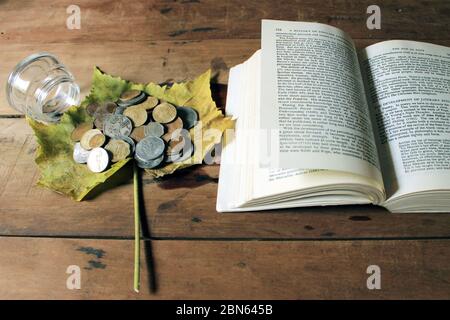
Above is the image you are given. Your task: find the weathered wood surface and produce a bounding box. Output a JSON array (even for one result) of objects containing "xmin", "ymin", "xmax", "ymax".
[
  {"xmin": 1, "ymin": 0, "xmax": 448, "ymax": 43},
  {"xmin": 1, "ymin": 118, "xmax": 450, "ymax": 239},
  {"xmin": 0, "ymin": 0, "xmax": 449, "ymax": 300},
  {"xmin": 1, "ymin": 0, "xmax": 450, "ymax": 115},
  {"xmin": 1, "ymin": 39, "xmax": 449, "ymax": 115},
  {"xmin": 0, "ymin": 237, "xmax": 448, "ymax": 299}
]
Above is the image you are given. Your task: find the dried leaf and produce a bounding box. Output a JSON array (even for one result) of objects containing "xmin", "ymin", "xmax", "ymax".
[
  {"xmin": 29, "ymin": 67, "xmax": 234, "ymax": 200},
  {"xmin": 144, "ymin": 69, "xmax": 234, "ymax": 178},
  {"xmin": 28, "ymin": 106, "xmax": 130, "ymax": 201}
]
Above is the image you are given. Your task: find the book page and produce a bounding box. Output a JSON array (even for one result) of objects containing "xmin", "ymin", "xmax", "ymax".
[
  {"xmin": 260, "ymin": 20, "xmax": 382, "ymax": 184},
  {"xmin": 217, "ymin": 50, "xmax": 385, "ymax": 212},
  {"xmin": 360, "ymin": 40, "xmax": 450, "ymax": 200}
]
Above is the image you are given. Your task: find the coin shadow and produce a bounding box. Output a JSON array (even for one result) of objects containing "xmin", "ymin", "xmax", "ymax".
[{"xmin": 84, "ymin": 161, "xmax": 134, "ymax": 200}]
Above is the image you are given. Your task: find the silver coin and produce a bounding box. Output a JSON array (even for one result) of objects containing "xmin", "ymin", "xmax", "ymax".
[
  {"xmin": 118, "ymin": 92, "xmax": 147, "ymax": 107},
  {"xmin": 144, "ymin": 122, "xmax": 165, "ymax": 137},
  {"xmin": 177, "ymin": 107, "xmax": 198, "ymax": 129},
  {"xmin": 93, "ymin": 108, "xmax": 112, "ymax": 130},
  {"xmin": 135, "ymin": 136, "xmax": 165, "ymax": 161},
  {"xmin": 114, "ymin": 106, "xmax": 126, "ymax": 115},
  {"xmin": 87, "ymin": 147, "xmax": 109, "ymax": 173},
  {"xmin": 116, "ymin": 135, "xmax": 136, "ymax": 154},
  {"xmin": 135, "ymin": 153, "xmax": 164, "ymax": 169},
  {"xmin": 73, "ymin": 142, "xmax": 91, "ymax": 164},
  {"xmin": 167, "ymin": 138, "xmax": 194, "ymax": 163},
  {"xmin": 103, "ymin": 114, "xmax": 133, "ymax": 138}
]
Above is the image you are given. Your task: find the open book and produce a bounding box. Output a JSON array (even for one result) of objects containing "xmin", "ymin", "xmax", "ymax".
[{"xmin": 217, "ymin": 19, "xmax": 450, "ymax": 213}]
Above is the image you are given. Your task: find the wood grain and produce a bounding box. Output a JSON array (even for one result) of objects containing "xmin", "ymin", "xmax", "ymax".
[
  {"xmin": 1, "ymin": 118, "xmax": 449, "ymax": 239},
  {"xmin": 0, "ymin": 237, "xmax": 448, "ymax": 299},
  {"xmin": 1, "ymin": 0, "xmax": 450, "ymax": 115},
  {"xmin": 0, "ymin": 40, "xmax": 256, "ymax": 115},
  {"xmin": 0, "ymin": 0, "xmax": 449, "ymax": 300},
  {"xmin": 1, "ymin": 39, "xmax": 450, "ymax": 116},
  {"xmin": 0, "ymin": 0, "xmax": 449, "ymax": 43}
]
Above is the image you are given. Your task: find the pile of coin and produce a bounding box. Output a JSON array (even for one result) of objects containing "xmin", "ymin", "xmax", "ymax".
[{"xmin": 71, "ymin": 90, "xmax": 198, "ymax": 173}]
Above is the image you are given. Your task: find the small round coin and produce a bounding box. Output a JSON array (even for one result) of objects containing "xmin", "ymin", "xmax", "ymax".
[
  {"xmin": 136, "ymin": 136, "xmax": 165, "ymax": 161},
  {"xmin": 103, "ymin": 102, "xmax": 117, "ymax": 113},
  {"xmin": 93, "ymin": 103, "xmax": 115, "ymax": 129},
  {"xmin": 87, "ymin": 147, "xmax": 109, "ymax": 173},
  {"xmin": 80, "ymin": 129, "xmax": 106, "ymax": 150},
  {"xmin": 177, "ymin": 106, "xmax": 198, "ymax": 129},
  {"xmin": 162, "ymin": 126, "xmax": 188, "ymax": 143},
  {"xmin": 116, "ymin": 135, "xmax": 136, "ymax": 154},
  {"xmin": 71, "ymin": 122, "xmax": 93, "ymax": 142},
  {"xmin": 144, "ymin": 122, "xmax": 165, "ymax": 138},
  {"xmin": 105, "ymin": 139, "xmax": 131, "ymax": 162},
  {"xmin": 135, "ymin": 153, "xmax": 164, "ymax": 169},
  {"xmin": 123, "ymin": 105, "xmax": 148, "ymax": 127},
  {"xmin": 114, "ymin": 106, "xmax": 126, "ymax": 115},
  {"xmin": 130, "ymin": 126, "xmax": 146, "ymax": 142},
  {"xmin": 73, "ymin": 142, "xmax": 91, "ymax": 164},
  {"xmin": 103, "ymin": 114, "xmax": 133, "ymax": 138},
  {"xmin": 167, "ymin": 138, "xmax": 194, "ymax": 163},
  {"xmin": 86, "ymin": 102, "xmax": 99, "ymax": 116},
  {"xmin": 120, "ymin": 90, "xmax": 141, "ymax": 101},
  {"xmin": 135, "ymin": 96, "xmax": 159, "ymax": 110},
  {"xmin": 152, "ymin": 102, "xmax": 177, "ymax": 124},
  {"xmin": 118, "ymin": 91, "xmax": 147, "ymax": 107},
  {"xmin": 166, "ymin": 134, "xmax": 186, "ymax": 156},
  {"xmin": 164, "ymin": 117, "xmax": 183, "ymax": 137}
]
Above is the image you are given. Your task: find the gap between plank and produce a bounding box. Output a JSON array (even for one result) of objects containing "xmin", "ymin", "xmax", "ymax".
[{"xmin": 0, "ymin": 234, "xmax": 449, "ymax": 242}]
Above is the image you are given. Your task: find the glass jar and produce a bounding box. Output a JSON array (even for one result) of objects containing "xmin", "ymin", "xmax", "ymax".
[{"xmin": 6, "ymin": 52, "xmax": 80, "ymax": 123}]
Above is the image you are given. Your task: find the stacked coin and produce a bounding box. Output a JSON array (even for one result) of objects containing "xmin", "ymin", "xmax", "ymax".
[{"xmin": 72, "ymin": 90, "xmax": 198, "ymax": 172}]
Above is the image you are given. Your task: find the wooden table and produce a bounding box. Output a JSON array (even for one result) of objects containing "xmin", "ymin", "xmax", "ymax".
[{"xmin": 0, "ymin": 0, "xmax": 449, "ymax": 299}]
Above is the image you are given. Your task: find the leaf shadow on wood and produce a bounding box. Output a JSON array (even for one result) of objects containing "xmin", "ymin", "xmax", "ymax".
[
  {"xmin": 146, "ymin": 165, "xmax": 219, "ymax": 190},
  {"xmin": 83, "ymin": 161, "xmax": 134, "ymax": 200}
]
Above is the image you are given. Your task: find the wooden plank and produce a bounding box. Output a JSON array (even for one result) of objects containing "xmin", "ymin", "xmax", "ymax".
[
  {"xmin": 0, "ymin": 40, "xmax": 256, "ymax": 115},
  {"xmin": 0, "ymin": 237, "xmax": 448, "ymax": 299},
  {"xmin": 0, "ymin": 0, "xmax": 449, "ymax": 43},
  {"xmin": 1, "ymin": 39, "xmax": 450, "ymax": 116},
  {"xmin": 1, "ymin": 118, "xmax": 450, "ymax": 239}
]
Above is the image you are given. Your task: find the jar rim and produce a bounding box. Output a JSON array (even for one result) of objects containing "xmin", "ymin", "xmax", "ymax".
[{"xmin": 6, "ymin": 52, "xmax": 59, "ymax": 110}]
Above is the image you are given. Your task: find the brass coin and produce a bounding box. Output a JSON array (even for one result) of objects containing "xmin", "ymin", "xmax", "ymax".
[
  {"xmin": 130, "ymin": 126, "xmax": 146, "ymax": 142},
  {"xmin": 86, "ymin": 102, "xmax": 99, "ymax": 116},
  {"xmin": 166, "ymin": 134, "xmax": 186, "ymax": 155},
  {"xmin": 123, "ymin": 105, "xmax": 148, "ymax": 127},
  {"xmin": 120, "ymin": 90, "xmax": 141, "ymax": 101},
  {"xmin": 93, "ymin": 102, "xmax": 116, "ymax": 129},
  {"xmin": 80, "ymin": 129, "xmax": 106, "ymax": 150},
  {"xmin": 152, "ymin": 102, "xmax": 177, "ymax": 124},
  {"xmin": 103, "ymin": 102, "xmax": 117, "ymax": 113},
  {"xmin": 165, "ymin": 117, "xmax": 183, "ymax": 135},
  {"xmin": 71, "ymin": 122, "xmax": 93, "ymax": 142},
  {"xmin": 105, "ymin": 139, "xmax": 130, "ymax": 162},
  {"xmin": 162, "ymin": 127, "xmax": 185, "ymax": 143},
  {"xmin": 135, "ymin": 96, "xmax": 159, "ymax": 111}
]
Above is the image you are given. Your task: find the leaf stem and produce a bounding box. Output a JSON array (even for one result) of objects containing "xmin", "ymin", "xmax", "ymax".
[{"xmin": 133, "ymin": 162, "xmax": 140, "ymax": 293}]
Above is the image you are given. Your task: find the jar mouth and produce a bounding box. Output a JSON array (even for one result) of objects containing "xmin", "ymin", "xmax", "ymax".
[
  {"xmin": 6, "ymin": 52, "xmax": 57, "ymax": 112},
  {"xmin": 35, "ymin": 75, "xmax": 80, "ymax": 121},
  {"xmin": 6, "ymin": 52, "xmax": 80, "ymax": 123}
]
